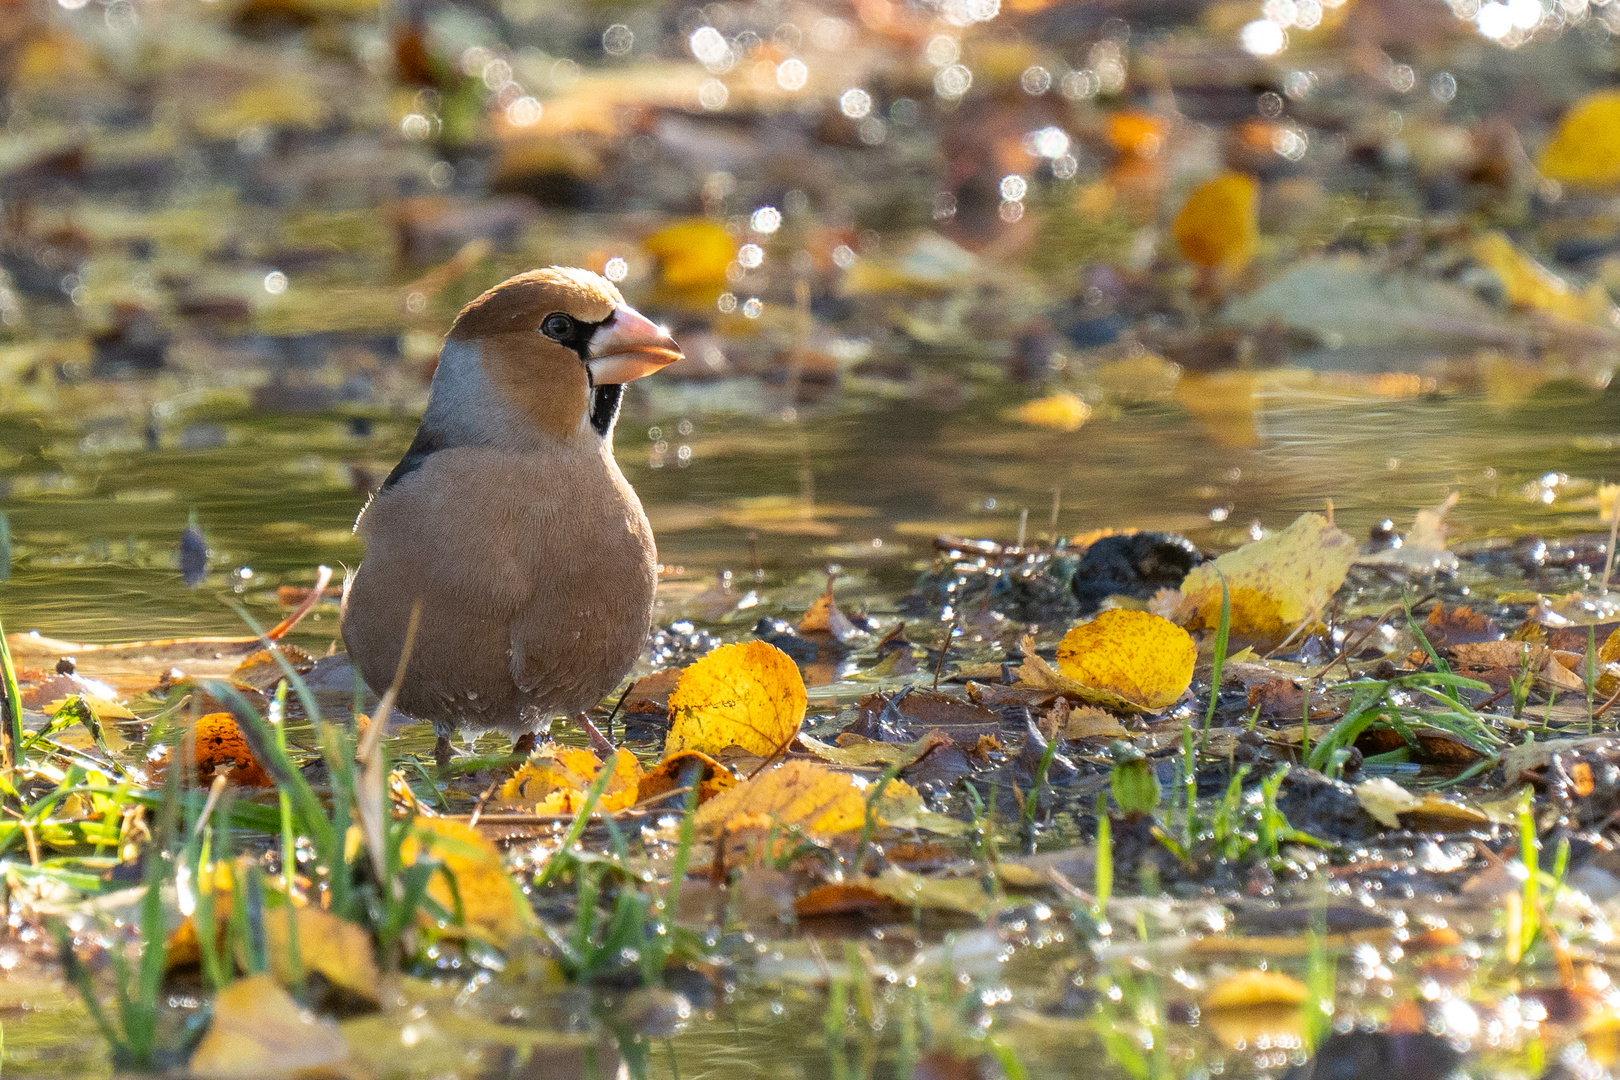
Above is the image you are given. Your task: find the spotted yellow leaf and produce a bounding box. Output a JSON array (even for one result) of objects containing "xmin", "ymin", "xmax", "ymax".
[
  {"xmin": 1176, "ymin": 512, "xmax": 1357, "ymax": 646},
  {"xmin": 665, "ymin": 641, "xmax": 807, "ymax": 758}
]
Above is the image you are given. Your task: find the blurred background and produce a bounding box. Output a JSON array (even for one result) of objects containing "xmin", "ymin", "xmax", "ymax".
[{"xmin": 2, "ymin": 0, "xmax": 1619, "ymax": 641}]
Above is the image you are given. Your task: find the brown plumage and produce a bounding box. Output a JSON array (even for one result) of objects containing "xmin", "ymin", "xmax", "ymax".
[{"xmin": 340, "ymin": 267, "xmax": 682, "ymax": 768}]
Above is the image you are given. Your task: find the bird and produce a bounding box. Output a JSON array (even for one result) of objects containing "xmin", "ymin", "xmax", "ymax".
[{"xmin": 340, "ymin": 266, "xmax": 682, "ymax": 771}]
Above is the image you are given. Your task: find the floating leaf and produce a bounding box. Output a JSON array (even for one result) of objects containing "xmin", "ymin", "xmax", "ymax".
[
  {"xmin": 188, "ymin": 974, "xmax": 349, "ymax": 1079},
  {"xmin": 1009, "ymin": 391, "xmax": 1091, "ymax": 432},
  {"xmin": 1176, "ymin": 512, "xmax": 1358, "ymax": 646},
  {"xmin": 795, "ymin": 869, "xmax": 994, "ymax": 919},
  {"xmin": 499, "ymin": 745, "xmax": 642, "ymax": 814},
  {"xmin": 1540, "ymin": 90, "xmax": 1620, "ymax": 188},
  {"xmin": 691, "ymin": 759, "xmax": 917, "ymax": 838},
  {"xmin": 1353, "ymin": 777, "xmax": 1492, "ymax": 829},
  {"xmin": 1173, "ymin": 172, "xmax": 1259, "ymax": 271},
  {"xmin": 1053, "ymin": 610, "xmax": 1196, "ymax": 711},
  {"xmin": 665, "ymin": 641, "xmax": 807, "ymax": 758}
]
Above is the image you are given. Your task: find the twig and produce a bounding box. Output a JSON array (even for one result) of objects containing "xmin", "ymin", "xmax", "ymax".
[{"xmin": 933, "ymin": 615, "xmax": 959, "ymax": 691}]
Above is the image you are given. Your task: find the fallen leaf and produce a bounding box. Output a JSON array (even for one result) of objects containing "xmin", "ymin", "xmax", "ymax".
[
  {"xmin": 1009, "ymin": 391, "xmax": 1091, "ymax": 432},
  {"xmin": 795, "ymin": 869, "xmax": 993, "ymax": 919},
  {"xmin": 1203, "ymin": 969, "xmax": 1309, "ymax": 1011},
  {"xmin": 799, "ymin": 731, "xmax": 947, "ymax": 769},
  {"xmin": 665, "ymin": 641, "xmax": 806, "ymax": 758},
  {"xmin": 408, "ymin": 819, "xmax": 530, "ymax": 944},
  {"xmin": 231, "ymin": 645, "xmax": 316, "ymax": 692},
  {"xmin": 1173, "ymin": 172, "xmax": 1259, "ymax": 272},
  {"xmin": 1353, "ymin": 777, "xmax": 1492, "ymax": 829},
  {"xmin": 1176, "ymin": 512, "xmax": 1359, "ymax": 647},
  {"xmin": 799, "ymin": 578, "xmax": 861, "ymax": 641},
  {"xmin": 187, "ymin": 712, "xmax": 275, "ymax": 788},
  {"xmin": 1540, "ymin": 90, "xmax": 1620, "ymax": 188},
  {"xmin": 1473, "ymin": 232, "xmax": 1614, "ymax": 326},
  {"xmin": 262, "ymin": 906, "xmax": 380, "ymax": 1003},
  {"xmin": 188, "ymin": 974, "xmax": 349, "ymax": 1079},
  {"xmin": 499, "ymin": 745, "xmax": 642, "ymax": 814},
  {"xmin": 691, "ymin": 759, "xmax": 917, "ymax": 838},
  {"xmin": 635, "ymin": 749, "xmax": 736, "ymax": 806},
  {"xmin": 643, "ymin": 218, "xmax": 734, "ymax": 297},
  {"xmin": 1052, "ymin": 610, "xmax": 1196, "ymax": 711}
]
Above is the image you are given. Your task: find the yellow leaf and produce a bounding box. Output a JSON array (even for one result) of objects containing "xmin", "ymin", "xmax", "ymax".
[
  {"xmin": 499, "ymin": 745, "xmax": 642, "ymax": 814},
  {"xmin": 407, "ymin": 819, "xmax": 530, "ymax": 945},
  {"xmin": 1053, "ymin": 610, "xmax": 1196, "ymax": 711},
  {"xmin": 1540, "ymin": 90, "xmax": 1620, "ymax": 188},
  {"xmin": 262, "ymin": 906, "xmax": 381, "ymax": 1003},
  {"xmin": 188, "ymin": 974, "xmax": 349, "ymax": 1079},
  {"xmin": 665, "ymin": 641, "xmax": 807, "ymax": 758},
  {"xmin": 691, "ymin": 759, "xmax": 916, "ymax": 838},
  {"xmin": 1202, "ymin": 969, "xmax": 1309, "ymax": 1010},
  {"xmin": 1063, "ymin": 704, "xmax": 1130, "ymax": 739},
  {"xmin": 1176, "ymin": 512, "xmax": 1358, "ymax": 646},
  {"xmin": 1009, "ymin": 392, "xmax": 1091, "ymax": 432},
  {"xmin": 1016, "ymin": 645, "xmax": 1157, "ymax": 715},
  {"xmin": 643, "ymin": 219, "xmax": 735, "ymax": 292},
  {"xmin": 1472, "ymin": 232, "xmax": 1613, "ymax": 326},
  {"xmin": 1353, "ymin": 777, "xmax": 1492, "ymax": 829},
  {"xmin": 1200, "ymin": 970, "xmax": 1309, "ymax": 1051},
  {"xmin": 1173, "ymin": 172, "xmax": 1259, "ymax": 271}
]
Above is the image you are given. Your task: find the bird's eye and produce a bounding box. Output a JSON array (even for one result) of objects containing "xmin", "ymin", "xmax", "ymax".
[{"xmin": 539, "ymin": 313, "xmax": 576, "ymax": 342}]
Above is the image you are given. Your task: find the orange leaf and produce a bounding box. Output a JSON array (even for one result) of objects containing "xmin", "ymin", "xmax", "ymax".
[
  {"xmin": 636, "ymin": 750, "xmax": 736, "ymax": 807},
  {"xmin": 186, "ymin": 713, "xmax": 274, "ymax": 788}
]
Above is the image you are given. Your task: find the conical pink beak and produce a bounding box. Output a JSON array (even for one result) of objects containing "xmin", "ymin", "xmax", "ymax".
[{"xmin": 587, "ymin": 304, "xmax": 682, "ymax": 385}]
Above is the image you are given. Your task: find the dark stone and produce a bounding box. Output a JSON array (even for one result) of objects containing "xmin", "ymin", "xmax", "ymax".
[
  {"xmin": 1284, "ymin": 1030, "xmax": 1462, "ymax": 1080},
  {"xmin": 1274, "ymin": 767, "xmax": 1381, "ymax": 843},
  {"xmin": 1071, "ymin": 532, "xmax": 1205, "ymax": 613}
]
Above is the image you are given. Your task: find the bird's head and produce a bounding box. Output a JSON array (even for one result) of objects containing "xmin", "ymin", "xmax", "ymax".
[{"xmin": 435, "ymin": 267, "xmax": 682, "ymax": 444}]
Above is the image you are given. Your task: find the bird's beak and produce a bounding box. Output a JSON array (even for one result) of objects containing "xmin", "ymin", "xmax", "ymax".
[{"xmin": 586, "ymin": 304, "xmax": 683, "ymax": 385}]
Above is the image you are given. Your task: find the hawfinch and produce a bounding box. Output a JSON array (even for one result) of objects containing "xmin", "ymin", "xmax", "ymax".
[{"xmin": 341, "ymin": 267, "xmax": 682, "ymax": 770}]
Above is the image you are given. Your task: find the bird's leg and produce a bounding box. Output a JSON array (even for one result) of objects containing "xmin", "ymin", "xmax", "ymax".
[
  {"xmin": 578, "ymin": 712, "xmax": 616, "ymax": 755},
  {"xmin": 434, "ymin": 734, "xmax": 453, "ymax": 774},
  {"xmin": 511, "ymin": 731, "xmax": 538, "ymax": 758}
]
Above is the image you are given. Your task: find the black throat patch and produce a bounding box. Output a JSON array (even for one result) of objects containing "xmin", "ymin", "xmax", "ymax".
[
  {"xmin": 379, "ymin": 427, "xmax": 444, "ymax": 491},
  {"xmin": 589, "ymin": 383, "xmax": 624, "ymax": 437}
]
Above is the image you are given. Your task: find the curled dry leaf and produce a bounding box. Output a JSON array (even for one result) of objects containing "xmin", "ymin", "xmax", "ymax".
[
  {"xmin": 665, "ymin": 640, "xmax": 807, "ymax": 758},
  {"xmin": 799, "ymin": 578, "xmax": 860, "ymax": 642},
  {"xmin": 1062, "ymin": 703, "xmax": 1130, "ymax": 739},
  {"xmin": 1053, "ymin": 609, "xmax": 1196, "ymax": 711},
  {"xmin": 188, "ymin": 974, "xmax": 349, "ymax": 1080},
  {"xmin": 1176, "ymin": 512, "xmax": 1358, "ymax": 647},
  {"xmin": 691, "ymin": 759, "xmax": 918, "ymax": 838},
  {"xmin": 499, "ymin": 745, "xmax": 642, "ymax": 814}
]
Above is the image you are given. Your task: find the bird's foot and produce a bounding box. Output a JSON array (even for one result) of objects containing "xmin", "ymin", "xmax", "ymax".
[
  {"xmin": 511, "ymin": 731, "xmax": 538, "ymax": 758},
  {"xmin": 434, "ymin": 735, "xmax": 454, "ymax": 774}
]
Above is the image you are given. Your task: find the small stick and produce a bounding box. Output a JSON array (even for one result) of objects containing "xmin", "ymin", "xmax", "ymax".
[
  {"xmin": 601, "ymin": 679, "xmax": 637, "ymax": 744},
  {"xmin": 1016, "ymin": 508, "xmax": 1028, "ymax": 549},
  {"xmin": 1048, "ymin": 488, "xmax": 1062, "ymax": 543},
  {"xmin": 933, "ymin": 615, "xmax": 959, "ymax": 691}
]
